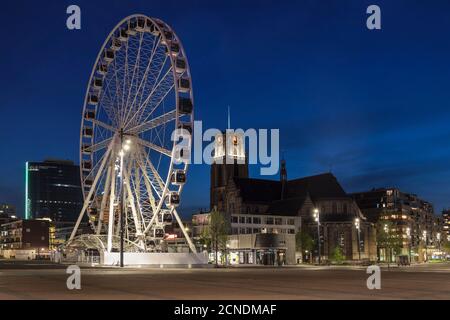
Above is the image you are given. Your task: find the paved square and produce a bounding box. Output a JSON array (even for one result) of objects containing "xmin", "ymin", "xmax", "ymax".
[{"xmin": 0, "ymin": 261, "xmax": 449, "ymax": 300}]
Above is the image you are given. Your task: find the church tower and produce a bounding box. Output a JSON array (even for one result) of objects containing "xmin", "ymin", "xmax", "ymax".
[{"xmin": 210, "ymin": 131, "xmax": 248, "ymax": 211}]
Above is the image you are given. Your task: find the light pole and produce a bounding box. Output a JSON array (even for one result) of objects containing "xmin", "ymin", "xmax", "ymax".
[
  {"xmin": 384, "ymin": 223, "xmax": 390, "ymax": 264},
  {"xmin": 313, "ymin": 208, "xmax": 321, "ymax": 265},
  {"xmin": 119, "ymin": 130, "xmax": 132, "ymax": 268},
  {"xmin": 354, "ymin": 218, "xmax": 361, "ymax": 260},
  {"xmin": 406, "ymin": 227, "xmax": 411, "ymax": 264},
  {"xmin": 422, "ymin": 230, "xmax": 427, "ymax": 263}
]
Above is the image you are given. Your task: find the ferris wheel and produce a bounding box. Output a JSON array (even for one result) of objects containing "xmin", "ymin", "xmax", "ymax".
[{"xmin": 68, "ymin": 15, "xmax": 196, "ymax": 253}]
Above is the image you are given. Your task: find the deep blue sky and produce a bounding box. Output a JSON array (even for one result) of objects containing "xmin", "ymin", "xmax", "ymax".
[{"xmin": 1, "ymin": 0, "xmax": 450, "ymax": 218}]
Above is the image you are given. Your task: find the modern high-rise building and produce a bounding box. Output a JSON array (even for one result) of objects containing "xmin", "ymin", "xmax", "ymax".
[{"xmin": 25, "ymin": 159, "xmax": 83, "ymax": 222}]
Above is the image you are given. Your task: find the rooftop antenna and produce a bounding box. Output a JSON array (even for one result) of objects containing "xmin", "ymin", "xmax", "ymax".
[{"xmin": 227, "ymin": 105, "xmax": 231, "ymax": 129}]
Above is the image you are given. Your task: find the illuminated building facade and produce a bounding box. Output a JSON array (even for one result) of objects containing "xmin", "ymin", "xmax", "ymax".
[
  {"xmin": 205, "ymin": 132, "xmax": 377, "ymax": 264},
  {"xmin": 442, "ymin": 210, "xmax": 450, "ymax": 242},
  {"xmin": 352, "ymin": 188, "xmax": 443, "ymax": 261}
]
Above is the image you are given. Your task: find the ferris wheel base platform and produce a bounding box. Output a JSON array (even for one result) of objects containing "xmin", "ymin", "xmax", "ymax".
[{"xmin": 102, "ymin": 252, "xmax": 208, "ymax": 266}]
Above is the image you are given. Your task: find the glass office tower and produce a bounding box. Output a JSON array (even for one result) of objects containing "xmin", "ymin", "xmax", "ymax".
[{"xmin": 25, "ymin": 159, "xmax": 83, "ymax": 222}]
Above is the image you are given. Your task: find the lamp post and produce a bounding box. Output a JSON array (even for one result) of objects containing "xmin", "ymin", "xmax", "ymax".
[
  {"xmin": 119, "ymin": 130, "xmax": 132, "ymax": 268},
  {"xmin": 226, "ymin": 243, "xmax": 230, "ymax": 266},
  {"xmin": 313, "ymin": 208, "xmax": 321, "ymax": 265},
  {"xmin": 354, "ymin": 218, "xmax": 361, "ymax": 260},
  {"xmin": 384, "ymin": 223, "xmax": 390, "ymax": 264},
  {"xmin": 422, "ymin": 230, "xmax": 427, "ymax": 263},
  {"xmin": 406, "ymin": 227, "xmax": 411, "ymax": 264}
]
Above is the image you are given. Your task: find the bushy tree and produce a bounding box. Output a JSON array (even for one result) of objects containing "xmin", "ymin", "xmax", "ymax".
[
  {"xmin": 376, "ymin": 219, "xmax": 403, "ymax": 266},
  {"xmin": 331, "ymin": 246, "xmax": 344, "ymax": 264},
  {"xmin": 295, "ymin": 230, "xmax": 315, "ymax": 263},
  {"xmin": 208, "ymin": 207, "xmax": 229, "ymax": 267}
]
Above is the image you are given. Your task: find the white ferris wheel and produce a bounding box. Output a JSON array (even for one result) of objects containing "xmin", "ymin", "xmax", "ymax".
[{"xmin": 68, "ymin": 15, "xmax": 196, "ymax": 253}]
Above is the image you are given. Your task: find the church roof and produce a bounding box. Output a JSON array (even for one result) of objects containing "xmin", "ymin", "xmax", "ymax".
[
  {"xmin": 232, "ymin": 178, "xmax": 281, "ymax": 203},
  {"xmin": 233, "ymin": 173, "xmax": 348, "ymax": 204},
  {"xmin": 286, "ymin": 173, "xmax": 348, "ymax": 199},
  {"xmin": 267, "ymin": 197, "xmax": 308, "ymax": 216}
]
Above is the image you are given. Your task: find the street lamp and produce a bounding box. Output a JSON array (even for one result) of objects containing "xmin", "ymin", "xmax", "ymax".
[
  {"xmin": 384, "ymin": 224, "xmax": 390, "ymax": 263},
  {"xmin": 406, "ymin": 227, "xmax": 411, "ymax": 264},
  {"xmin": 422, "ymin": 230, "xmax": 427, "ymax": 263},
  {"xmin": 226, "ymin": 243, "xmax": 230, "ymax": 266},
  {"xmin": 313, "ymin": 208, "xmax": 321, "ymax": 265},
  {"xmin": 354, "ymin": 218, "xmax": 361, "ymax": 260},
  {"xmin": 119, "ymin": 130, "xmax": 132, "ymax": 268}
]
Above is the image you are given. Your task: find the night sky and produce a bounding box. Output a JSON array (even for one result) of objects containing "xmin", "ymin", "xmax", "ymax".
[{"xmin": 1, "ymin": 0, "xmax": 450, "ymax": 218}]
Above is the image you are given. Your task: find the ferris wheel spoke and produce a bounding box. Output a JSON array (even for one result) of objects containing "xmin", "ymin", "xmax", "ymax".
[
  {"xmin": 119, "ymin": 37, "xmax": 129, "ymax": 127},
  {"xmin": 127, "ymin": 109, "xmax": 176, "ymax": 135},
  {"xmin": 137, "ymin": 148, "xmax": 165, "ymax": 198},
  {"xmin": 91, "ymin": 118, "xmax": 117, "ymax": 133},
  {"xmin": 125, "ymin": 64, "xmax": 173, "ymax": 129},
  {"xmin": 84, "ymin": 149, "xmax": 111, "ymax": 181},
  {"xmin": 138, "ymin": 70, "xmax": 175, "ymax": 126},
  {"xmin": 85, "ymin": 136, "xmax": 114, "ymax": 154},
  {"xmin": 135, "ymin": 136, "xmax": 172, "ymax": 157},
  {"xmin": 124, "ymin": 37, "xmax": 164, "ymax": 127},
  {"xmin": 113, "ymin": 58, "xmax": 128, "ymax": 127},
  {"xmin": 100, "ymin": 82, "xmax": 121, "ymax": 126},
  {"xmin": 122, "ymin": 32, "xmax": 150, "ymax": 126},
  {"xmin": 132, "ymin": 54, "xmax": 169, "ymax": 128}
]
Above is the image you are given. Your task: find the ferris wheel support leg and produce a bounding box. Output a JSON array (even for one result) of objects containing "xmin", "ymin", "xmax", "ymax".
[
  {"xmin": 69, "ymin": 144, "xmax": 113, "ymax": 243},
  {"xmin": 137, "ymin": 157, "xmax": 162, "ymax": 235},
  {"xmin": 173, "ymin": 208, "xmax": 197, "ymax": 254},
  {"xmin": 97, "ymin": 165, "xmax": 112, "ymax": 235},
  {"xmin": 123, "ymin": 169, "xmax": 144, "ymax": 245},
  {"xmin": 107, "ymin": 162, "xmax": 116, "ymax": 253}
]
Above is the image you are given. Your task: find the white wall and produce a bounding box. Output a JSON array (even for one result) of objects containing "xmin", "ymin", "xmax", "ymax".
[{"xmin": 103, "ymin": 252, "xmax": 208, "ymax": 266}]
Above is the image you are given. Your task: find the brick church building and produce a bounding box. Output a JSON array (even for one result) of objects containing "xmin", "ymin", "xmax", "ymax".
[{"xmin": 209, "ymin": 131, "xmax": 377, "ymax": 263}]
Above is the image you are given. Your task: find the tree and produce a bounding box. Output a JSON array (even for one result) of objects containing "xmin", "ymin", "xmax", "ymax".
[
  {"xmin": 198, "ymin": 227, "xmax": 211, "ymax": 251},
  {"xmin": 331, "ymin": 246, "xmax": 344, "ymax": 264},
  {"xmin": 295, "ymin": 230, "xmax": 315, "ymax": 264},
  {"xmin": 208, "ymin": 207, "xmax": 229, "ymax": 267},
  {"xmin": 376, "ymin": 220, "xmax": 403, "ymax": 266},
  {"xmin": 442, "ymin": 240, "xmax": 450, "ymax": 255}
]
